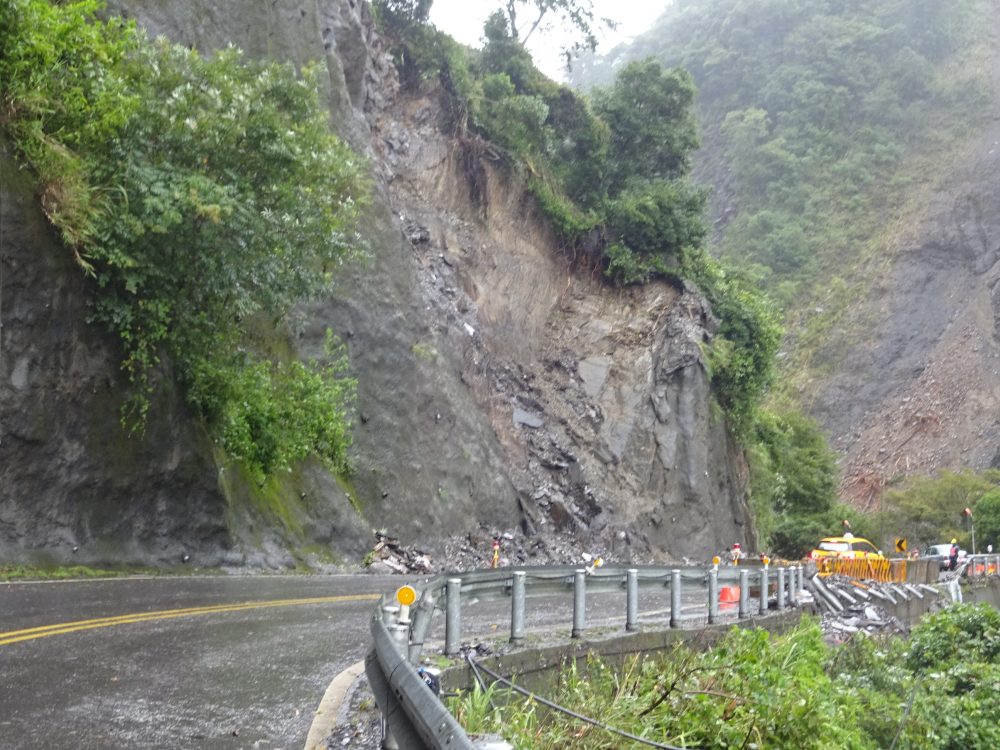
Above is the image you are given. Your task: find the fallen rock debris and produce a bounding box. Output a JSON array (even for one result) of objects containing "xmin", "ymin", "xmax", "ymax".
[
  {"xmin": 806, "ymin": 574, "xmax": 946, "ymax": 644},
  {"xmin": 364, "ymin": 529, "xmax": 433, "ymax": 575},
  {"xmin": 362, "ymin": 525, "xmax": 653, "ymax": 575}
]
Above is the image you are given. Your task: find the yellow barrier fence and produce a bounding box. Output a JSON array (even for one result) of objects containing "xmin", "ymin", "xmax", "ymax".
[{"xmin": 817, "ymin": 557, "xmax": 908, "ymax": 583}]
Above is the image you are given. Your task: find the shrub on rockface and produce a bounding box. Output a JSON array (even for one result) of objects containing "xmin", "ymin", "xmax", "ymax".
[{"xmin": 0, "ymin": 0, "xmax": 367, "ymax": 481}]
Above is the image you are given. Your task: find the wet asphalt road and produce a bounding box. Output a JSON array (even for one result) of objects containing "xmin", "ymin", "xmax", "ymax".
[
  {"xmin": 0, "ymin": 574, "xmax": 399, "ymax": 750},
  {"xmin": 0, "ymin": 573, "xmax": 727, "ymax": 750}
]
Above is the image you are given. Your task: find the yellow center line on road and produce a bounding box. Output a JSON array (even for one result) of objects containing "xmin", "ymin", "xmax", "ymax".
[{"xmin": 0, "ymin": 594, "xmax": 381, "ymax": 646}]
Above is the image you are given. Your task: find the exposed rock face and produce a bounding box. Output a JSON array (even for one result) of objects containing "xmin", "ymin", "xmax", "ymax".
[
  {"xmin": 0, "ymin": 0, "xmax": 752, "ymax": 566},
  {"xmin": 379, "ymin": 94, "xmax": 753, "ymax": 557},
  {"xmin": 0, "ymin": 149, "xmax": 229, "ymax": 566}
]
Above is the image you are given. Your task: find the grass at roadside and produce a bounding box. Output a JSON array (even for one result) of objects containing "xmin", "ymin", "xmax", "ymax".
[{"xmin": 0, "ymin": 564, "xmax": 189, "ymax": 582}]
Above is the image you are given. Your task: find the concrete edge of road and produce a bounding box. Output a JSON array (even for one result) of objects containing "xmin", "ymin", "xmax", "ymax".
[{"xmin": 304, "ymin": 659, "xmax": 366, "ymax": 750}]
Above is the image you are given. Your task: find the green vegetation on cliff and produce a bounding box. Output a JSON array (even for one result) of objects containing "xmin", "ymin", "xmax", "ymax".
[
  {"xmin": 0, "ymin": 0, "xmax": 367, "ymax": 481},
  {"xmin": 375, "ymin": 0, "xmax": 782, "ymax": 436},
  {"xmin": 455, "ymin": 604, "xmax": 1000, "ymax": 749}
]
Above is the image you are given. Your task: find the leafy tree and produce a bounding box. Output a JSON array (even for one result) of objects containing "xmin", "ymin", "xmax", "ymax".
[
  {"xmin": 373, "ymin": 0, "xmax": 471, "ymax": 92},
  {"xmin": 498, "ymin": 0, "xmax": 615, "ymax": 64},
  {"xmin": 974, "ymin": 490, "xmax": 1000, "ymax": 551},
  {"xmin": 543, "ymin": 86, "xmax": 610, "ymax": 209},
  {"xmin": 479, "ymin": 10, "xmax": 541, "ymax": 93},
  {"xmin": 473, "ymin": 73, "xmax": 550, "ymax": 156},
  {"xmin": 878, "ymin": 470, "xmax": 1000, "ymax": 550},
  {"xmin": 373, "ymin": 0, "xmax": 432, "ymax": 29},
  {"xmin": 752, "ymin": 408, "xmax": 838, "ymax": 515},
  {"xmin": 603, "ymin": 178, "xmax": 707, "ymax": 276},
  {"xmin": 592, "ymin": 59, "xmax": 700, "ymax": 196}
]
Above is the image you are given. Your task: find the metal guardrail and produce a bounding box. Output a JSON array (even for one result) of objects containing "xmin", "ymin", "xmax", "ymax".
[
  {"xmin": 965, "ymin": 554, "xmax": 1000, "ymax": 578},
  {"xmin": 366, "ymin": 562, "xmax": 806, "ymax": 750}
]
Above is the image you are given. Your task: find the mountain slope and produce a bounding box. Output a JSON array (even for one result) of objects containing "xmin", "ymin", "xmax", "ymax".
[{"xmin": 574, "ymin": 0, "xmax": 1000, "ymax": 504}]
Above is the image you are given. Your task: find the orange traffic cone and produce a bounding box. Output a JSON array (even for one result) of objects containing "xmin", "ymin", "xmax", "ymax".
[{"xmin": 719, "ymin": 586, "xmax": 740, "ymax": 603}]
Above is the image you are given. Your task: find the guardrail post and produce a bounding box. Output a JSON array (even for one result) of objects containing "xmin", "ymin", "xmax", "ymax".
[
  {"xmin": 389, "ymin": 623, "xmax": 409, "ymax": 657},
  {"xmin": 510, "ymin": 571, "xmax": 525, "ymax": 645},
  {"xmin": 671, "ymin": 569, "xmax": 682, "ymax": 628},
  {"xmin": 572, "ymin": 569, "xmax": 586, "ymax": 638},
  {"xmin": 787, "ymin": 566, "xmax": 796, "ymax": 606},
  {"xmin": 759, "ymin": 567, "xmax": 769, "ymax": 614},
  {"xmin": 739, "ymin": 569, "xmax": 749, "ymax": 618},
  {"xmin": 798, "ymin": 565, "xmax": 805, "ymax": 598},
  {"xmin": 382, "ymin": 605, "xmax": 399, "ymax": 626},
  {"xmin": 777, "ymin": 568, "xmax": 786, "ymax": 609},
  {"xmin": 708, "ymin": 569, "xmax": 719, "ymax": 624},
  {"xmin": 445, "ymin": 578, "xmax": 462, "ymax": 656},
  {"xmin": 626, "ymin": 569, "xmax": 639, "ymax": 632},
  {"xmin": 408, "ymin": 590, "xmax": 437, "ymax": 664}
]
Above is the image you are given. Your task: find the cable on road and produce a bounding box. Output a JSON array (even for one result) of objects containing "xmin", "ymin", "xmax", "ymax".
[{"xmin": 467, "ymin": 655, "xmax": 692, "ymax": 750}]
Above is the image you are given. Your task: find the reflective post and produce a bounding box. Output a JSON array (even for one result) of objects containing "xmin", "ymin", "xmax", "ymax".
[
  {"xmin": 510, "ymin": 571, "xmax": 525, "ymax": 644},
  {"xmin": 671, "ymin": 569, "xmax": 682, "ymax": 628},
  {"xmin": 626, "ymin": 569, "xmax": 639, "ymax": 632},
  {"xmin": 777, "ymin": 568, "xmax": 786, "ymax": 609},
  {"xmin": 759, "ymin": 567, "xmax": 769, "ymax": 614},
  {"xmin": 739, "ymin": 569, "xmax": 749, "ymax": 618},
  {"xmin": 708, "ymin": 569, "xmax": 719, "ymax": 624},
  {"xmin": 445, "ymin": 578, "xmax": 461, "ymax": 656},
  {"xmin": 572, "ymin": 569, "xmax": 586, "ymax": 638}
]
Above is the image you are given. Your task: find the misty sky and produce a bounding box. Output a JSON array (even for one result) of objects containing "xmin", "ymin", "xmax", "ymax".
[{"xmin": 428, "ymin": 0, "xmax": 671, "ymax": 80}]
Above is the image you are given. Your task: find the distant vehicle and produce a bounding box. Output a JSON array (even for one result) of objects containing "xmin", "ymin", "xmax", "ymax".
[
  {"xmin": 923, "ymin": 543, "xmax": 968, "ymax": 570},
  {"xmin": 808, "ymin": 536, "xmax": 884, "ymax": 562}
]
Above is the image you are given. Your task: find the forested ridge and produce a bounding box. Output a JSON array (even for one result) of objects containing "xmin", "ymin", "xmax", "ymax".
[{"xmin": 574, "ymin": 0, "xmax": 987, "ymax": 385}]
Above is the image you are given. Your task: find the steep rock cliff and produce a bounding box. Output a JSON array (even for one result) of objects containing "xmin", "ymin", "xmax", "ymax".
[{"xmin": 0, "ymin": 0, "xmax": 752, "ymax": 567}]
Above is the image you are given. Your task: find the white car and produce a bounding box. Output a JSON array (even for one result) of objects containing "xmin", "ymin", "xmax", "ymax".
[{"xmin": 923, "ymin": 543, "xmax": 967, "ymax": 570}]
